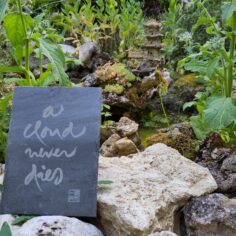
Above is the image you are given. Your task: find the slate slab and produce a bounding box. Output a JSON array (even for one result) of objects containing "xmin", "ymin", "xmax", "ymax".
[{"xmin": 1, "ymin": 87, "xmax": 101, "ymax": 217}]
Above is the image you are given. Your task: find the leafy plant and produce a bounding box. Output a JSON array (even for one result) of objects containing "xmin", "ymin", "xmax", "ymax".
[
  {"xmin": 101, "ymin": 104, "xmax": 113, "ymax": 125},
  {"xmin": 12, "ymin": 216, "xmax": 33, "ymax": 225},
  {"xmin": 161, "ymin": 0, "xmax": 222, "ymax": 71},
  {"xmin": 0, "ymin": 0, "xmax": 70, "ymax": 161},
  {"xmin": 180, "ymin": 0, "xmax": 236, "ymax": 143},
  {"xmin": 0, "ymin": 0, "xmax": 69, "ymax": 86},
  {"xmin": 48, "ymin": 0, "xmax": 144, "ymax": 58}
]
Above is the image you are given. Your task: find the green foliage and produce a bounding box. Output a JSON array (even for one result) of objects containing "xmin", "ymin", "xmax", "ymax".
[
  {"xmin": 203, "ymin": 97, "xmax": 236, "ymax": 130},
  {"xmin": 101, "ymin": 104, "xmax": 113, "ymax": 125},
  {"xmin": 4, "ymin": 13, "xmax": 34, "ymax": 47},
  {"xmin": 179, "ymin": 0, "xmax": 236, "ymax": 143},
  {"xmin": 0, "ymin": 94, "xmax": 12, "ymax": 162},
  {"xmin": 161, "ymin": 0, "xmax": 222, "ymax": 70},
  {"xmin": 12, "ymin": 216, "xmax": 33, "ymax": 225},
  {"xmin": 0, "ymin": 222, "xmax": 12, "ymax": 236},
  {"xmin": 48, "ymin": 0, "xmax": 144, "ymax": 57},
  {"xmin": 0, "ymin": 0, "xmax": 8, "ymax": 23},
  {"xmin": 39, "ymin": 38, "xmax": 68, "ymax": 86},
  {"xmin": 104, "ymin": 84, "xmax": 124, "ymax": 95},
  {"xmin": 0, "ymin": 0, "xmax": 70, "ymax": 161}
]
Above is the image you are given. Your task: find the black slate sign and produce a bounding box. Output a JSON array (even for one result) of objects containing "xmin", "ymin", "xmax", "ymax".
[{"xmin": 1, "ymin": 87, "xmax": 101, "ymax": 217}]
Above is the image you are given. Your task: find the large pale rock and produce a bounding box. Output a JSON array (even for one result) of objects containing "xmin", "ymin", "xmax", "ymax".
[
  {"xmin": 117, "ymin": 117, "xmax": 139, "ymax": 137},
  {"xmin": 15, "ymin": 216, "xmax": 103, "ymax": 236},
  {"xmin": 184, "ymin": 193, "xmax": 236, "ymax": 236},
  {"xmin": 98, "ymin": 143, "xmax": 217, "ymax": 236}
]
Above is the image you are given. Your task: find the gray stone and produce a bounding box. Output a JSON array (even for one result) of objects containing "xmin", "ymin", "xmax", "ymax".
[
  {"xmin": 15, "ymin": 216, "xmax": 103, "ymax": 236},
  {"xmin": 59, "ymin": 44, "xmax": 76, "ymax": 55},
  {"xmin": 197, "ymin": 145, "xmax": 236, "ymax": 194},
  {"xmin": 184, "ymin": 193, "xmax": 236, "ymax": 236},
  {"xmin": 100, "ymin": 133, "xmax": 121, "ymax": 157},
  {"xmin": 100, "ymin": 134, "xmax": 138, "ymax": 157},
  {"xmin": 117, "ymin": 117, "xmax": 139, "ymax": 137},
  {"xmin": 98, "ymin": 143, "xmax": 217, "ymax": 236},
  {"xmin": 114, "ymin": 137, "xmax": 139, "ymax": 156},
  {"xmin": 79, "ymin": 42, "xmax": 100, "ymax": 69}
]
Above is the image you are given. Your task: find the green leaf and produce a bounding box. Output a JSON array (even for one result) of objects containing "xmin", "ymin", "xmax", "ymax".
[
  {"xmin": 12, "ymin": 216, "xmax": 33, "ymax": 226},
  {"xmin": 192, "ymin": 16, "xmax": 214, "ymax": 33},
  {"xmin": 0, "ymin": 66, "xmax": 26, "ymax": 74},
  {"xmin": 0, "ymin": 222, "xmax": 12, "ymax": 236},
  {"xmin": 184, "ymin": 59, "xmax": 208, "ymax": 73},
  {"xmin": 190, "ymin": 115, "xmax": 209, "ymax": 140},
  {"xmin": 206, "ymin": 57, "xmax": 219, "ymax": 78},
  {"xmin": 4, "ymin": 13, "xmax": 34, "ymax": 47},
  {"xmin": 203, "ymin": 96, "xmax": 236, "ymax": 130},
  {"xmin": 183, "ymin": 101, "xmax": 195, "ymax": 111},
  {"xmin": 39, "ymin": 38, "xmax": 69, "ymax": 86},
  {"xmin": 222, "ymin": 1, "xmax": 236, "ymax": 22},
  {"xmin": 0, "ymin": 0, "xmax": 8, "ymax": 23},
  {"xmin": 3, "ymin": 78, "xmax": 25, "ymax": 84},
  {"xmin": 98, "ymin": 180, "xmax": 113, "ymax": 185}
]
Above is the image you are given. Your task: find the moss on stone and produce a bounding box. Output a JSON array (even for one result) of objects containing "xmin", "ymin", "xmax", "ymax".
[
  {"xmin": 104, "ymin": 84, "xmax": 125, "ymax": 95},
  {"xmin": 96, "ymin": 63, "xmax": 136, "ymax": 85},
  {"xmin": 174, "ymin": 73, "xmax": 197, "ymax": 89},
  {"xmin": 145, "ymin": 125, "xmax": 199, "ymax": 159}
]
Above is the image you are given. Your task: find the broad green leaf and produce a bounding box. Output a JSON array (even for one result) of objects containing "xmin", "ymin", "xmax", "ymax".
[
  {"xmin": 184, "ymin": 59, "xmax": 208, "ymax": 74},
  {"xmin": 206, "ymin": 57, "xmax": 219, "ymax": 78},
  {"xmin": 203, "ymin": 96, "xmax": 236, "ymax": 130},
  {"xmin": 39, "ymin": 38, "xmax": 69, "ymax": 86},
  {"xmin": 0, "ymin": 222, "xmax": 12, "ymax": 236},
  {"xmin": 190, "ymin": 115, "xmax": 209, "ymax": 140},
  {"xmin": 4, "ymin": 13, "xmax": 34, "ymax": 47},
  {"xmin": 222, "ymin": 1, "xmax": 236, "ymax": 21},
  {"xmin": 0, "ymin": 0, "xmax": 8, "ymax": 23},
  {"xmin": 12, "ymin": 216, "xmax": 33, "ymax": 226}
]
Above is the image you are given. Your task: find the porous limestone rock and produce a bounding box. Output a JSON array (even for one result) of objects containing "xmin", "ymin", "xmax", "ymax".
[
  {"xmin": 117, "ymin": 117, "xmax": 139, "ymax": 137},
  {"xmin": 100, "ymin": 134, "xmax": 138, "ymax": 157},
  {"xmin": 15, "ymin": 216, "xmax": 103, "ymax": 236},
  {"xmin": 100, "ymin": 133, "xmax": 121, "ymax": 157},
  {"xmin": 114, "ymin": 137, "xmax": 139, "ymax": 156},
  {"xmin": 184, "ymin": 193, "xmax": 236, "ymax": 236},
  {"xmin": 98, "ymin": 143, "xmax": 217, "ymax": 236}
]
